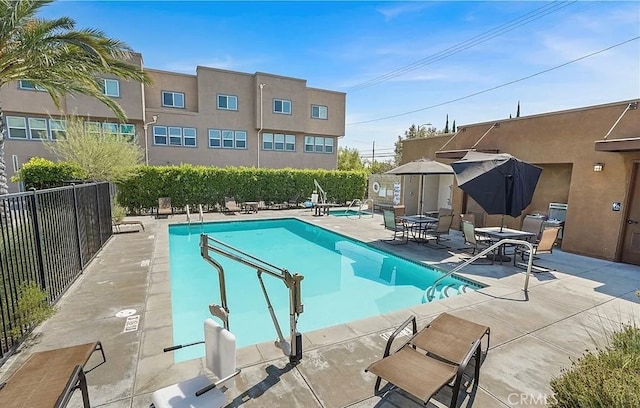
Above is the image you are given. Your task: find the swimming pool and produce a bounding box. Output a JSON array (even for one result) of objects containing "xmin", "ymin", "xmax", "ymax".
[
  {"xmin": 328, "ymin": 209, "xmax": 372, "ymax": 217},
  {"xmin": 168, "ymin": 218, "xmax": 481, "ymax": 361}
]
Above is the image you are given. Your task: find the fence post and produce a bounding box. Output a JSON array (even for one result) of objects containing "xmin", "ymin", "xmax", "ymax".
[
  {"xmin": 29, "ymin": 188, "xmax": 46, "ymax": 291},
  {"xmin": 71, "ymin": 184, "xmax": 84, "ymax": 269},
  {"xmin": 95, "ymin": 183, "xmax": 102, "ymax": 244}
]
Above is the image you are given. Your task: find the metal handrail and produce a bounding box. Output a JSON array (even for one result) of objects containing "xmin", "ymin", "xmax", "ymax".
[
  {"xmin": 186, "ymin": 204, "xmax": 191, "ymax": 225},
  {"xmin": 426, "ymin": 238, "xmax": 534, "ymax": 302},
  {"xmin": 200, "ymin": 234, "xmax": 304, "ymax": 365},
  {"xmin": 198, "ymin": 204, "xmax": 204, "ymax": 224},
  {"xmin": 345, "ymin": 198, "xmax": 375, "ymax": 218}
]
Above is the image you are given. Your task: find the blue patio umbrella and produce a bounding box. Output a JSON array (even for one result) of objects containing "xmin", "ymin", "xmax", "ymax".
[{"xmin": 451, "ymin": 151, "xmax": 542, "ymax": 230}]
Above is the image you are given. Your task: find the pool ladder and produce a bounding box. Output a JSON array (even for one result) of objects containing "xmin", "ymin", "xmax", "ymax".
[
  {"xmin": 186, "ymin": 204, "xmax": 204, "ymax": 226},
  {"xmin": 344, "ymin": 198, "xmax": 374, "ymax": 218}
]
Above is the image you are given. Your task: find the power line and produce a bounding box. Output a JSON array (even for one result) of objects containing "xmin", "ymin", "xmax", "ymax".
[
  {"xmin": 347, "ymin": 36, "xmax": 640, "ymax": 126},
  {"xmin": 348, "ymin": 0, "xmax": 580, "ymax": 91}
]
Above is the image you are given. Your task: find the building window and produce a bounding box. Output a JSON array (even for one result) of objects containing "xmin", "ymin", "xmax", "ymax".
[
  {"xmin": 28, "ymin": 118, "xmax": 48, "ymax": 139},
  {"xmin": 222, "ymin": 130, "xmax": 234, "ymax": 148},
  {"xmin": 183, "ymin": 128, "xmax": 197, "ymax": 146},
  {"xmin": 304, "ymin": 136, "xmax": 333, "ymax": 153},
  {"xmin": 85, "ymin": 121, "xmax": 101, "ymax": 136},
  {"xmin": 162, "ymin": 91, "xmax": 185, "ymax": 108},
  {"xmin": 273, "ymin": 98, "xmax": 291, "ymax": 114},
  {"xmin": 217, "ymin": 94, "xmax": 238, "ymax": 111},
  {"xmin": 18, "ymin": 80, "xmax": 45, "ymax": 91},
  {"xmin": 102, "ymin": 122, "xmax": 119, "ymax": 134},
  {"xmin": 120, "ymin": 124, "xmax": 136, "ymax": 142},
  {"xmin": 235, "ymin": 131, "xmax": 247, "ymax": 149},
  {"xmin": 153, "ymin": 126, "xmax": 168, "ymax": 145},
  {"xmin": 102, "ymin": 79, "xmax": 120, "ymax": 97},
  {"xmin": 262, "ymin": 133, "xmax": 295, "ymax": 151},
  {"xmin": 285, "ymin": 134, "xmax": 295, "ymax": 151},
  {"xmin": 168, "ymin": 127, "xmax": 182, "ymax": 146},
  {"xmin": 311, "ymin": 105, "xmax": 328, "ymax": 119},
  {"xmin": 49, "ymin": 119, "xmax": 66, "ymax": 140},
  {"xmin": 208, "ymin": 129, "xmax": 221, "ymax": 148},
  {"xmin": 7, "ymin": 116, "xmax": 27, "ymax": 139},
  {"xmin": 262, "ymin": 133, "xmax": 273, "ymax": 150}
]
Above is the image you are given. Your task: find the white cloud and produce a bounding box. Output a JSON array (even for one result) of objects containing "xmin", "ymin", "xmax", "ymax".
[{"xmin": 376, "ymin": 2, "xmax": 432, "ymax": 21}]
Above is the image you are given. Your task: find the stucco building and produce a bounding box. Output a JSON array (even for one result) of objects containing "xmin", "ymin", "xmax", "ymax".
[
  {"xmin": 0, "ymin": 53, "xmax": 346, "ymax": 193},
  {"xmin": 402, "ymin": 99, "xmax": 640, "ymax": 264}
]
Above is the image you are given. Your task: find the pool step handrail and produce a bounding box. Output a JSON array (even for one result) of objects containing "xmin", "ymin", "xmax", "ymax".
[
  {"xmin": 186, "ymin": 204, "xmax": 191, "ymax": 225},
  {"xmin": 345, "ymin": 198, "xmax": 375, "ymax": 218},
  {"xmin": 425, "ymin": 238, "xmax": 535, "ymax": 302},
  {"xmin": 198, "ymin": 204, "xmax": 204, "ymax": 224},
  {"xmin": 200, "ymin": 234, "xmax": 305, "ymax": 366}
]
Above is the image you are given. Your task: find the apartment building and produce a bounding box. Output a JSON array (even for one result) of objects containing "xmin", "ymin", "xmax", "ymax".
[{"xmin": 0, "ymin": 54, "xmax": 346, "ymax": 193}]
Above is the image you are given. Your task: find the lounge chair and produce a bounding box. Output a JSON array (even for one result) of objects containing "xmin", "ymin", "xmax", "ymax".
[
  {"xmin": 515, "ymin": 227, "xmax": 560, "ymax": 271},
  {"xmin": 383, "ymin": 209, "xmax": 408, "ymax": 244},
  {"xmin": 366, "ymin": 313, "xmax": 489, "ymax": 408},
  {"xmin": 223, "ymin": 197, "xmax": 241, "ymax": 214},
  {"xmin": 152, "ymin": 319, "xmax": 240, "ymax": 408},
  {"xmin": 156, "ymin": 197, "xmax": 172, "ymax": 219},
  {"xmin": 0, "ymin": 341, "xmax": 106, "ymax": 408},
  {"xmin": 112, "ymin": 218, "xmax": 145, "ymax": 233}
]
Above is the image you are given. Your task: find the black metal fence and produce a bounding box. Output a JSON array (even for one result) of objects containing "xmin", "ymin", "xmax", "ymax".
[{"xmin": 0, "ymin": 182, "xmax": 112, "ymax": 364}]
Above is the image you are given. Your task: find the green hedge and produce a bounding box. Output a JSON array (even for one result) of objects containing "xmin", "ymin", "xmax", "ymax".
[
  {"xmin": 115, "ymin": 165, "xmax": 366, "ymax": 212},
  {"xmin": 11, "ymin": 158, "xmax": 88, "ymax": 190}
]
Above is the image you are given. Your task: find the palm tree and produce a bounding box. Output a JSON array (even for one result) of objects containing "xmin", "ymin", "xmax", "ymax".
[{"xmin": 0, "ymin": 0, "xmax": 151, "ymax": 195}]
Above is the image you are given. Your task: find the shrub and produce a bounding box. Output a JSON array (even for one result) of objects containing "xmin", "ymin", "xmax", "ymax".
[
  {"xmin": 9, "ymin": 281, "xmax": 56, "ymax": 337},
  {"xmin": 550, "ymin": 323, "xmax": 640, "ymax": 407},
  {"xmin": 11, "ymin": 157, "xmax": 87, "ymax": 190}
]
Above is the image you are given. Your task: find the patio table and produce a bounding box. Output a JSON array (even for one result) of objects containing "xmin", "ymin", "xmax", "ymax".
[
  {"xmin": 399, "ymin": 215, "xmax": 438, "ymax": 242},
  {"xmin": 475, "ymin": 227, "xmax": 535, "ymax": 263}
]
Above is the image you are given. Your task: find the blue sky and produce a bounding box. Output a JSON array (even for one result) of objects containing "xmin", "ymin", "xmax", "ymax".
[{"xmin": 39, "ymin": 1, "xmax": 640, "ymax": 160}]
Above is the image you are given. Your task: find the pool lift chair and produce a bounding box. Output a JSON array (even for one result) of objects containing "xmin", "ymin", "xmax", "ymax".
[{"xmin": 200, "ymin": 233, "xmax": 305, "ymax": 366}]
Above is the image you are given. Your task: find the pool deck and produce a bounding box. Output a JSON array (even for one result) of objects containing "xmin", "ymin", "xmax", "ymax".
[{"xmin": 1, "ymin": 208, "xmax": 639, "ymax": 407}]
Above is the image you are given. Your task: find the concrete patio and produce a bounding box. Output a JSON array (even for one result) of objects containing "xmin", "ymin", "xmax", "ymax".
[{"xmin": 1, "ymin": 208, "xmax": 638, "ymax": 407}]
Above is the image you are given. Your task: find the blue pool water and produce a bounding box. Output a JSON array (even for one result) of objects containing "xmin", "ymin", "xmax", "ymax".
[
  {"xmin": 168, "ymin": 218, "xmax": 481, "ymax": 362},
  {"xmin": 328, "ymin": 209, "xmax": 371, "ymax": 217}
]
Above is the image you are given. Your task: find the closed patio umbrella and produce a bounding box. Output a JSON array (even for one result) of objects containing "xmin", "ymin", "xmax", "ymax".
[
  {"xmin": 451, "ymin": 151, "xmax": 542, "ymax": 230},
  {"xmin": 386, "ymin": 158, "xmax": 454, "ymax": 215}
]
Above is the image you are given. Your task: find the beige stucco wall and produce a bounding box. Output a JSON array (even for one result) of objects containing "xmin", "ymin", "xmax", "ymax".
[{"xmin": 403, "ymin": 100, "xmax": 640, "ymax": 261}]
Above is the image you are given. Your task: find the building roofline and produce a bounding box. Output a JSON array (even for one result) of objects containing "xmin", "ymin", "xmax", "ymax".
[
  {"xmin": 307, "ymin": 87, "xmax": 346, "ymax": 96},
  {"xmin": 458, "ymin": 99, "xmax": 640, "ymax": 129}
]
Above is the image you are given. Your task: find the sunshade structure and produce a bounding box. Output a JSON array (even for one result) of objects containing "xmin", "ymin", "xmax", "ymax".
[
  {"xmin": 386, "ymin": 158, "xmax": 454, "ymax": 215},
  {"xmin": 451, "ymin": 151, "xmax": 542, "ymax": 227}
]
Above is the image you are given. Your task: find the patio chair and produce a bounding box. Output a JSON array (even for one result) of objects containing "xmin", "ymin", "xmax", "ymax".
[
  {"xmin": 156, "ymin": 197, "xmax": 173, "ymax": 219},
  {"xmin": 520, "ymin": 215, "xmax": 545, "ymax": 243},
  {"xmin": 287, "ymin": 194, "xmax": 300, "ymax": 208},
  {"xmin": 461, "ymin": 220, "xmax": 492, "ymax": 255},
  {"xmin": 0, "ymin": 341, "xmax": 106, "ymax": 408},
  {"xmin": 514, "ymin": 227, "xmax": 560, "ymax": 270},
  {"xmin": 383, "ymin": 209, "xmax": 408, "ymax": 244},
  {"xmin": 223, "ymin": 197, "xmax": 241, "ymax": 214},
  {"xmin": 422, "ymin": 214, "xmax": 453, "ymax": 249},
  {"xmin": 152, "ymin": 319, "xmax": 240, "ymax": 408},
  {"xmin": 365, "ymin": 313, "xmax": 488, "ymax": 408}
]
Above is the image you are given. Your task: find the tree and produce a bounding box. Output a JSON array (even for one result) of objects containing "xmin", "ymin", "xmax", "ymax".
[
  {"xmin": 337, "ymin": 147, "xmax": 365, "ymax": 171},
  {"xmin": 444, "ymin": 114, "xmax": 449, "ymax": 133},
  {"xmin": 0, "ymin": 0, "xmax": 151, "ymax": 195},
  {"xmin": 516, "ymin": 101, "xmax": 521, "ymax": 118},
  {"xmin": 43, "ymin": 115, "xmax": 143, "ymax": 181},
  {"xmin": 394, "ymin": 123, "xmax": 435, "ymax": 165},
  {"xmin": 452, "ymin": 120, "xmax": 456, "ymax": 133},
  {"xmin": 368, "ymin": 161, "xmax": 394, "ymax": 174}
]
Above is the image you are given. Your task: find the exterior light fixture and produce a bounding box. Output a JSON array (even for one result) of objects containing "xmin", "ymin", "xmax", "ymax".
[{"xmin": 593, "ymin": 163, "xmax": 604, "ymax": 172}]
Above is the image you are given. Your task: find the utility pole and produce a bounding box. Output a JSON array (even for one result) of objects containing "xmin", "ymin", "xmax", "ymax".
[{"xmin": 372, "ymin": 140, "xmax": 375, "ymax": 164}]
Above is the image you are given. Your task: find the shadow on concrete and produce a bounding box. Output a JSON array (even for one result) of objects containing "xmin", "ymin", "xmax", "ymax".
[{"xmin": 225, "ymin": 363, "xmax": 294, "ymax": 407}]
